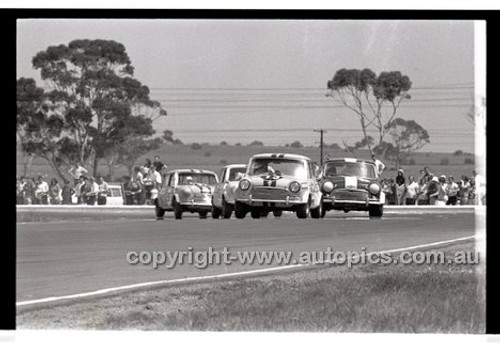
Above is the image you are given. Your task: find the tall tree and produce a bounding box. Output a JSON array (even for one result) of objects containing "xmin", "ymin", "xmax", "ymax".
[
  {"xmin": 327, "ymin": 69, "xmax": 412, "ymax": 155},
  {"xmin": 31, "ymin": 39, "xmax": 166, "ymax": 176},
  {"xmin": 377, "ymin": 118, "xmax": 430, "ymax": 169}
]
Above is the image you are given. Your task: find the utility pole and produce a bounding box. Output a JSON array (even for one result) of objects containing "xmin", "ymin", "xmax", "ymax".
[{"xmin": 313, "ymin": 129, "xmax": 326, "ymax": 166}]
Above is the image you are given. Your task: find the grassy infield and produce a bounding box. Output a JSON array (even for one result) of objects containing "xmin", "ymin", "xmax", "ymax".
[{"xmin": 18, "ymin": 241, "xmax": 485, "ymax": 333}]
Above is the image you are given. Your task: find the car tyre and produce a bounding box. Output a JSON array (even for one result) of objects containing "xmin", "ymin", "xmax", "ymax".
[
  {"xmin": 173, "ymin": 199, "xmax": 183, "ymax": 220},
  {"xmin": 251, "ymin": 208, "xmax": 261, "ymax": 219},
  {"xmin": 222, "ymin": 197, "xmax": 232, "ymax": 219},
  {"xmin": 296, "ymin": 202, "xmax": 310, "ymax": 219},
  {"xmin": 155, "ymin": 199, "xmax": 165, "ymax": 219},
  {"xmin": 310, "ymin": 198, "xmax": 323, "ymax": 219},
  {"xmin": 273, "ymin": 210, "xmax": 283, "ymax": 218},
  {"xmin": 234, "ymin": 201, "xmax": 247, "ymax": 219},
  {"xmin": 212, "ymin": 205, "xmax": 221, "ymax": 219},
  {"xmin": 369, "ymin": 204, "xmax": 384, "ymax": 218}
]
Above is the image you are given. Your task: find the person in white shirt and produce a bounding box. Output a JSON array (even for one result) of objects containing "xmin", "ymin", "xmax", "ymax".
[
  {"xmin": 68, "ymin": 162, "xmax": 88, "ymax": 184},
  {"xmin": 445, "ymin": 176, "xmax": 460, "ymax": 206},
  {"xmin": 371, "ymin": 154, "xmax": 385, "ymax": 175},
  {"xmin": 85, "ymin": 177, "xmax": 100, "ymax": 205},
  {"xmin": 97, "ymin": 177, "xmax": 109, "ymax": 205},
  {"xmin": 35, "ymin": 176, "xmax": 49, "ymax": 204},
  {"xmin": 405, "ymin": 176, "xmax": 419, "ymax": 205},
  {"xmin": 473, "ymin": 170, "xmax": 486, "ymax": 206}
]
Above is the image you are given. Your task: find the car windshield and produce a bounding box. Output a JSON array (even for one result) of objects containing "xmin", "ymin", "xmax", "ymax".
[
  {"xmin": 178, "ymin": 173, "xmax": 217, "ymax": 185},
  {"xmin": 248, "ymin": 158, "xmax": 307, "ymax": 179},
  {"xmin": 323, "ymin": 161, "xmax": 376, "ymax": 179},
  {"xmin": 228, "ymin": 167, "xmax": 247, "ymax": 181}
]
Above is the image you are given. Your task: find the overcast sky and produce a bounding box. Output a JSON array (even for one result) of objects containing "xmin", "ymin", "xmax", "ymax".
[{"xmin": 17, "ymin": 19, "xmax": 477, "ymax": 152}]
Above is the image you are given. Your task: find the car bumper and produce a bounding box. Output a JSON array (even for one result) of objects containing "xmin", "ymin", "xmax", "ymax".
[
  {"xmin": 237, "ymin": 195, "xmax": 307, "ymax": 207},
  {"xmin": 323, "ymin": 197, "xmax": 383, "ymax": 206}
]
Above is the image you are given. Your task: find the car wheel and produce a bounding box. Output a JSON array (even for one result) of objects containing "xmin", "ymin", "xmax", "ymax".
[
  {"xmin": 273, "ymin": 210, "xmax": 283, "ymax": 218},
  {"xmin": 212, "ymin": 205, "xmax": 221, "ymax": 219},
  {"xmin": 296, "ymin": 201, "xmax": 310, "ymax": 219},
  {"xmin": 234, "ymin": 201, "xmax": 247, "ymax": 219},
  {"xmin": 173, "ymin": 199, "xmax": 183, "ymax": 220},
  {"xmin": 251, "ymin": 208, "xmax": 261, "ymax": 219},
  {"xmin": 369, "ymin": 204, "xmax": 384, "ymax": 218},
  {"xmin": 222, "ymin": 198, "xmax": 232, "ymax": 219},
  {"xmin": 199, "ymin": 212, "xmax": 208, "ymax": 219},
  {"xmin": 310, "ymin": 198, "xmax": 323, "ymax": 219},
  {"xmin": 155, "ymin": 199, "xmax": 165, "ymax": 219}
]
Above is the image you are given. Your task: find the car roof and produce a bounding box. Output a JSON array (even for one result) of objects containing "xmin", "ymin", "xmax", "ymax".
[
  {"xmin": 250, "ymin": 153, "xmax": 312, "ymax": 161},
  {"xmin": 324, "ymin": 158, "xmax": 376, "ymax": 165},
  {"xmin": 224, "ymin": 164, "xmax": 247, "ymax": 169},
  {"xmin": 165, "ymin": 169, "xmax": 217, "ymax": 175}
]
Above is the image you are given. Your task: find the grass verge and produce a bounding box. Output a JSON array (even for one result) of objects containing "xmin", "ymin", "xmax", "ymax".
[{"xmin": 17, "ymin": 241, "xmax": 485, "ymax": 333}]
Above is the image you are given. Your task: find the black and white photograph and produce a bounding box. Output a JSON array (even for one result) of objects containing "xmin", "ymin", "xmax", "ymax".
[{"xmin": 12, "ymin": 10, "xmax": 493, "ymax": 352}]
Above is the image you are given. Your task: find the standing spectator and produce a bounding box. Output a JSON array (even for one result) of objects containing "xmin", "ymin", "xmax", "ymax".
[
  {"xmin": 395, "ymin": 169, "xmax": 406, "ymax": 205},
  {"xmin": 97, "ymin": 176, "xmax": 109, "ymax": 205},
  {"xmin": 148, "ymin": 166, "xmax": 162, "ymax": 202},
  {"xmin": 68, "ymin": 162, "xmax": 88, "ymax": 184},
  {"xmin": 48, "ymin": 178, "xmax": 62, "ymax": 205},
  {"xmin": 473, "ymin": 170, "xmax": 486, "ymax": 205},
  {"xmin": 85, "ymin": 177, "xmax": 100, "ymax": 205},
  {"xmin": 445, "ymin": 176, "xmax": 459, "ymax": 206},
  {"xmin": 134, "ymin": 166, "xmax": 146, "ymax": 205},
  {"xmin": 153, "ymin": 155, "xmax": 166, "ymax": 173},
  {"xmin": 383, "ymin": 179, "xmax": 398, "ymax": 205},
  {"xmin": 143, "ymin": 158, "xmax": 152, "ymax": 171},
  {"xmin": 35, "ymin": 176, "xmax": 49, "ymax": 205},
  {"xmin": 16, "ymin": 178, "xmax": 25, "ymax": 205},
  {"xmin": 74, "ymin": 176, "xmax": 86, "ymax": 204},
  {"xmin": 24, "ymin": 177, "xmax": 36, "ymax": 205},
  {"xmin": 61, "ymin": 179, "xmax": 74, "ymax": 205},
  {"xmin": 416, "ymin": 176, "xmax": 430, "ymax": 205},
  {"xmin": 405, "ymin": 175, "xmax": 419, "ymax": 205},
  {"xmin": 458, "ymin": 176, "xmax": 472, "ymax": 205},
  {"xmin": 371, "ymin": 154, "xmax": 385, "ymax": 175},
  {"xmin": 433, "ymin": 175, "xmax": 448, "ymax": 206},
  {"xmin": 427, "ymin": 176, "xmax": 440, "ymax": 205}
]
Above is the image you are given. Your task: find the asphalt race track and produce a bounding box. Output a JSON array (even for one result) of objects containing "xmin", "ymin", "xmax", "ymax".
[{"xmin": 16, "ymin": 208, "xmax": 476, "ymax": 305}]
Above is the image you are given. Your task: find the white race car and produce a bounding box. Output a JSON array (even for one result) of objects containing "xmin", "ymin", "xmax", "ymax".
[
  {"xmin": 212, "ymin": 164, "xmax": 247, "ymax": 219},
  {"xmin": 233, "ymin": 153, "xmax": 323, "ymax": 219}
]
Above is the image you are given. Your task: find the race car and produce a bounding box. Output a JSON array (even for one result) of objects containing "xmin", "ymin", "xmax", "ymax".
[
  {"xmin": 233, "ymin": 153, "xmax": 323, "ymax": 219},
  {"xmin": 211, "ymin": 164, "xmax": 247, "ymax": 219},
  {"xmin": 155, "ymin": 169, "xmax": 218, "ymax": 219},
  {"xmin": 319, "ymin": 158, "xmax": 385, "ymax": 218}
]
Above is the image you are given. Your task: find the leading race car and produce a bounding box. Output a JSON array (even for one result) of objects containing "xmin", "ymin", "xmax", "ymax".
[
  {"xmin": 319, "ymin": 158, "xmax": 385, "ymax": 218},
  {"xmin": 233, "ymin": 153, "xmax": 323, "ymax": 219},
  {"xmin": 155, "ymin": 169, "xmax": 218, "ymax": 219},
  {"xmin": 212, "ymin": 164, "xmax": 247, "ymax": 219}
]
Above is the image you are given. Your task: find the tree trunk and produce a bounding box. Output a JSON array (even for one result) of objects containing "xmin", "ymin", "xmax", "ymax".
[
  {"xmin": 44, "ymin": 155, "xmax": 68, "ymax": 182},
  {"xmin": 92, "ymin": 155, "xmax": 100, "ymax": 178}
]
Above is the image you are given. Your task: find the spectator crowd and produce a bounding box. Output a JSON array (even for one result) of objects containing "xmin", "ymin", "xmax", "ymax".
[
  {"xmin": 381, "ymin": 166, "xmax": 486, "ymax": 206},
  {"xmin": 16, "ymin": 155, "xmax": 167, "ymax": 206}
]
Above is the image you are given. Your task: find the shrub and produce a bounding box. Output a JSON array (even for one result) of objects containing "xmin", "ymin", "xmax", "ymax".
[
  {"xmin": 464, "ymin": 157, "xmax": 475, "ymax": 165},
  {"xmin": 204, "ymin": 151, "xmax": 212, "ymax": 157},
  {"xmin": 408, "ymin": 158, "xmax": 416, "ymax": 166},
  {"xmin": 220, "ymin": 141, "xmax": 228, "ymax": 146},
  {"xmin": 248, "ymin": 140, "xmax": 264, "ymax": 146},
  {"xmin": 190, "ymin": 143, "xmax": 203, "ymax": 150},
  {"xmin": 290, "ymin": 141, "xmax": 303, "ymax": 148},
  {"xmin": 454, "ymin": 150, "xmax": 464, "ymax": 156},
  {"xmin": 219, "ymin": 159, "xmax": 228, "ymax": 165},
  {"xmin": 440, "ymin": 158, "xmax": 449, "ymax": 166}
]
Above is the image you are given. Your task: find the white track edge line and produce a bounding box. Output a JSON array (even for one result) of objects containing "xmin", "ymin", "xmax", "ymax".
[{"xmin": 17, "ymin": 235, "xmax": 478, "ymax": 307}]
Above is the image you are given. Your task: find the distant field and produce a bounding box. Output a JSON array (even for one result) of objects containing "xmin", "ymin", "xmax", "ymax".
[{"xmin": 17, "ymin": 143, "xmax": 476, "ymax": 182}]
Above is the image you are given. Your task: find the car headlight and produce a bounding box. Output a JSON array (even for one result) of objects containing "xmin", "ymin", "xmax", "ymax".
[
  {"xmin": 368, "ymin": 182, "xmax": 381, "ymax": 195},
  {"xmin": 289, "ymin": 181, "xmax": 301, "ymax": 193},
  {"xmin": 322, "ymin": 180, "xmax": 334, "ymax": 193},
  {"xmin": 239, "ymin": 179, "xmax": 251, "ymax": 191}
]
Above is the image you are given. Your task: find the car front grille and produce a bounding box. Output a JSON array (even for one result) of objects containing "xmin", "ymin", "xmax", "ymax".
[
  {"xmin": 332, "ymin": 189, "xmax": 368, "ymax": 202},
  {"xmin": 251, "ymin": 187, "xmax": 289, "ymax": 200}
]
